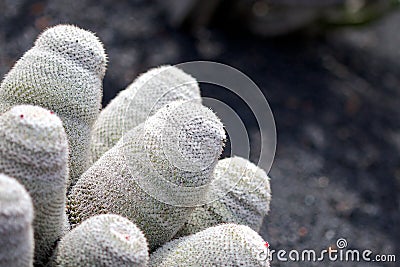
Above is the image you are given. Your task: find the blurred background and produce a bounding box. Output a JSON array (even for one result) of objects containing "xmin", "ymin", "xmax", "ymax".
[{"xmin": 1, "ymin": 0, "xmax": 399, "ymax": 266}]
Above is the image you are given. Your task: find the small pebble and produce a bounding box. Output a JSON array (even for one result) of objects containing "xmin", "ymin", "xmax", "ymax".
[
  {"xmin": 298, "ymin": 226, "xmax": 308, "ymax": 237},
  {"xmin": 325, "ymin": 230, "xmax": 335, "ymax": 240},
  {"xmin": 317, "ymin": 176, "xmax": 329, "ymax": 188},
  {"xmin": 304, "ymin": 195, "xmax": 315, "ymax": 206}
]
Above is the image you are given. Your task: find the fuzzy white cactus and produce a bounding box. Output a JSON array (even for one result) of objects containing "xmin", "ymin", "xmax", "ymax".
[
  {"xmin": 0, "ymin": 174, "xmax": 34, "ymax": 267},
  {"xmin": 0, "ymin": 105, "xmax": 69, "ymax": 265},
  {"xmin": 177, "ymin": 156, "xmax": 271, "ymax": 237},
  {"xmin": 0, "ymin": 23, "xmax": 275, "ymax": 266},
  {"xmin": 90, "ymin": 65, "xmax": 201, "ymax": 164},
  {"xmin": 150, "ymin": 223, "xmax": 270, "ymax": 267},
  {"xmin": 0, "ymin": 24, "xmax": 107, "ymax": 186},
  {"xmin": 51, "ymin": 214, "xmax": 149, "ymax": 267},
  {"xmin": 68, "ymin": 101, "xmax": 225, "ymax": 249}
]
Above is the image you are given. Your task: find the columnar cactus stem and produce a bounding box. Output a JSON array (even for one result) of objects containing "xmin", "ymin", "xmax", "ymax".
[
  {"xmin": 51, "ymin": 214, "xmax": 149, "ymax": 267},
  {"xmin": 0, "ymin": 24, "xmax": 107, "ymax": 186},
  {"xmin": 177, "ymin": 156, "xmax": 271, "ymax": 236},
  {"xmin": 0, "ymin": 105, "xmax": 69, "ymax": 265},
  {"xmin": 68, "ymin": 101, "xmax": 225, "ymax": 249},
  {"xmin": 0, "ymin": 174, "xmax": 34, "ymax": 267},
  {"xmin": 149, "ymin": 223, "xmax": 270, "ymax": 267},
  {"xmin": 90, "ymin": 65, "xmax": 201, "ymax": 164}
]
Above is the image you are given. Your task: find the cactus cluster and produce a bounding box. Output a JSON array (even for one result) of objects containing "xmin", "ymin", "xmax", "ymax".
[
  {"xmin": 69, "ymin": 100, "xmax": 225, "ymax": 249},
  {"xmin": 177, "ymin": 156, "xmax": 272, "ymax": 237},
  {"xmin": 0, "ymin": 24, "xmax": 272, "ymax": 266},
  {"xmin": 0, "ymin": 24, "xmax": 107, "ymax": 187}
]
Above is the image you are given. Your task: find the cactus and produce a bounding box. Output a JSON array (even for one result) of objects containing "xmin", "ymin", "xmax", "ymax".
[
  {"xmin": 0, "ymin": 24, "xmax": 107, "ymax": 186},
  {"xmin": 0, "ymin": 24, "xmax": 274, "ymax": 265},
  {"xmin": 0, "ymin": 105, "xmax": 69, "ymax": 265},
  {"xmin": 177, "ymin": 156, "xmax": 271, "ymax": 237},
  {"xmin": 0, "ymin": 174, "xmax": 34, "ymax": 267},
  {"xmin": 149, "ymin": 223, "xmax": 270, "ymax": 267},
  {"xmin": 90, "ymin": 65, "xmax": 201, "ymax": 164},
  {"xmin": 68, "ymin": 100, "xmax": 225, "ymax": 249},
  {"xmin": 51, "ymin": 214, "xmax": 149, "ymax": 267}
]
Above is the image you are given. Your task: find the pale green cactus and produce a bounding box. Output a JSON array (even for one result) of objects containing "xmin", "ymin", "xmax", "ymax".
[
  {"xmin": 0, "ymin": 24, "xmax": 107, "ymax": 186},
  {"xmin": 90, "ymin": 65, "xmax": 201, "ymax": 164},
  {"xmin": 150, "ymin": 223, "xmax": 270, "ymax": 267},
  {"xmin": 0, "ymin": 174, "xmax": 34, "ymax": 267},
  {"xmin": 0, "ymin": 105, "xmax": 69, "ymax": 265},
  {"xmin": 177, "ymin": 156, "xmax": 271, "ymax": 237},
  {"xmin": 68, "ymin": 101, "xmax": 225, "ymax": 249},
  {"xmin": 51, "ymin": 214, "xmax": 149, "ymax": 267},
  {"xmin": 0, "ymin": 24, "xmax": 276, "ymax": 266}
]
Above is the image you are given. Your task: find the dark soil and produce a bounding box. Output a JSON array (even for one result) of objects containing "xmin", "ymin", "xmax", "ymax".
[{"xmin": 0, "ymin": 1, "xmax": 398, "ymax": 266}]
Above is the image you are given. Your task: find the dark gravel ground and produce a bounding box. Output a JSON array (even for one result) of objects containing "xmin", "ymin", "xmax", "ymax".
[{"xmin": 1, "ymin": 1, "xmax": 399, "ymax": 266}]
